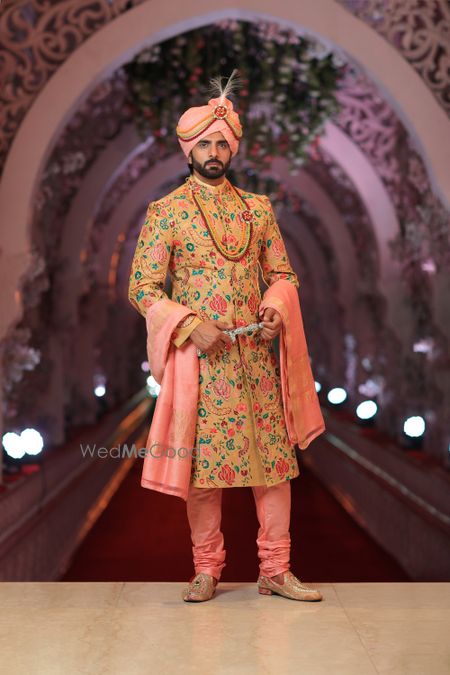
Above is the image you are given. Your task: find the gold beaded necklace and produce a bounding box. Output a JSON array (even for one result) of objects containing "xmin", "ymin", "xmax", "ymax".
[{"xmin": 188, "ymin": 177, "xmax": 253, "ymax": 262}]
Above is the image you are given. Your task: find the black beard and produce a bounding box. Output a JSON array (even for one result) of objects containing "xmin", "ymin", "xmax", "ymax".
[{"xmin": 190, "ymin": 155, "xmax": 231, "ymax": 179}]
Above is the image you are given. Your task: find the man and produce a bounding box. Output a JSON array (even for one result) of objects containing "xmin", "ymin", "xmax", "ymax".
[{"xmin": 128, "ymin": 88, "xmax": 324, "ymax": 602}]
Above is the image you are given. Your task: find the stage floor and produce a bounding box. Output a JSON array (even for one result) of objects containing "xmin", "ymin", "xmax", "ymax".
[{"xmin": 1, "ymin": 582, "xmax": 449, "ymax": 674}]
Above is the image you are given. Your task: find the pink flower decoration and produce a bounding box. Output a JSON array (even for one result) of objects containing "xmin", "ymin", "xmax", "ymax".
[
  {"xmin": 276, "ymin": 458, "xmax": 290, "ymax": 478},
  {"xmin": 214, "ymin": 378, "xmax": 231, "ymax": 399},
  {"xmin": 221, "ymin": 233, "xmax": 238, "ymax": 247},
  {"xmin": 272, "ymin": 239, "xmax": 284, "ymax": 257},
  {"xmin": 260, "ymin": 376, "xmax": 274, "ymax": 395},
  {"xmin": 218, "ymin": 464, "xmax": 236, "ymax": 486},
  {"xmin": 248, "ymin": 292, "xmax": 258, "ymax": 314},
  {"xmin": 149, "ymin": 243, "xmax": 167, "ymax": 263},
  {"xmin": 210, "ymin": 294, "xmax": 227, "ymax": 315}
]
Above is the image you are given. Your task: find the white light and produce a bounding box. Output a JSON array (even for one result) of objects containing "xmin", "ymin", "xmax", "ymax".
[
  {"xmin": 403, "ymin": 416, "xmax": 426, "ymax": 438},
  {"xmin": 327, "ymin": 387, "xmax": 347, "ymax": 405},
  {"xmin": 356, "ymin": 400, "xmax": 378, "ymax": 420},
  {"xmin": 2, "ymin": 429, "xmax": 45, "ymax": 458},
  {"xmin": 413, "ymin": 338, "xmax": 434, "ymax": 354},
  {"xmin": 2, "ymin": 432, "xmax": 25, "ymax": 459},
  {"xmin": 146, "ymin": 375, "xmax": 160, "ymax": 397},
  {"xmin": 358, "ymin": 377, "xmax": 383, "ymax": 397},
  {"xmin": 147, "ymin": 384, "xmax": 161, "ymax": 398},
  {"xmin": 141, "ymin": 361, "xmax": 150, "ymax": 372},
  {"xmin": 361, "ymin": 357, "xmax": 372, "ymax": 371},
  {"xmin": 94, "ymin": 385, "xmax": 106, "ymax": 397},
  {"xmin": 21, "ymin": 428, "xmax": 44, "ymax": 456},
  {"xmin": 421, "ymin": 258, "xmax": 436, "ymax": 274},
  {"xmin": 315, "ymin": 381, "xmax": 321, "ymax": 393}
]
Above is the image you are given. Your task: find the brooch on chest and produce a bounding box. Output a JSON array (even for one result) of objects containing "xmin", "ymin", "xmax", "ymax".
[{"xmin": 188, "ymin": 178, "xmax": 253, "ymax": 262}]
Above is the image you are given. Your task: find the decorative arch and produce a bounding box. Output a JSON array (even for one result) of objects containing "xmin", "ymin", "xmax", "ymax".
[
  {"xmin": 1, "ymin": 0, "xmax": 449, "ymax": 340},
  {"xmin": 1, "ymin": 1, "xmax": 449, "ymax": 461}
]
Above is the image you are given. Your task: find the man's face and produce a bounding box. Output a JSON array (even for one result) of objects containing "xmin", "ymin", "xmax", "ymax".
[{"xmin": 189, "ymin": 132, "xmax": 232, "ymax": 179}]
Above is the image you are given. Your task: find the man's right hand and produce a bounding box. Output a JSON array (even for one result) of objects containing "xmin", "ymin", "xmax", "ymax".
[{"xmin": 189, "ymin": 320, "xmax": 234, "ymax": 356}]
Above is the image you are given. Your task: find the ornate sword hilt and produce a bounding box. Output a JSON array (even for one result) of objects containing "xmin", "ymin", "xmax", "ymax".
[{"xmin": 196, "ymin": 321, "xmax": 265, "ymax": 358}]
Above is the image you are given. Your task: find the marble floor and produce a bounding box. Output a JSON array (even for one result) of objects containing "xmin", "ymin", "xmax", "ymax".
[{"xmin": 0, "ymin": 582, "xmax": 449, "ymax": 674}]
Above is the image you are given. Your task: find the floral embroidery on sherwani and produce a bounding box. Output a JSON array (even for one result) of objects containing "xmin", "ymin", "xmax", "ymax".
[{"xmin": 129, "ymin": 175, "xmax": 301, "ymax": 488}]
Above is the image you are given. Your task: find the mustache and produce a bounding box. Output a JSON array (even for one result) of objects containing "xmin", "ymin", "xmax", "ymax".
[{"xmin": 205, "ymin": 159, "xmax": 224, "ymax": 167}]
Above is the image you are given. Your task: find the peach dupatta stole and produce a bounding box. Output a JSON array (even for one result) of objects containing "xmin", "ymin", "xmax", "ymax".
[
  {"xmin": 142, "ymin": 300, "xmax": 199, "ymax": 501},
  {"xmin": 258, "ymin": 279, "xmax": 325, "ymax": 449}
]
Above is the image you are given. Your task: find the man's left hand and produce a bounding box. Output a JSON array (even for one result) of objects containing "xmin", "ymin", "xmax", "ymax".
[{"xmin": 259, "ymin": 307, "xmax": 282, "ymax": 340}]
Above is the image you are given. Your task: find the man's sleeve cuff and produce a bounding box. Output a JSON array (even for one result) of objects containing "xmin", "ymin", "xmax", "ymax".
[{"xmin": 172, "ymin": 316, "xmax": 203, "ymax": 347}]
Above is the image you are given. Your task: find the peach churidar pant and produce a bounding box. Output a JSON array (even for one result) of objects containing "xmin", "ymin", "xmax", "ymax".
[{"xmin": 186, "ymin": 480, "xmax": 292, "ymax": 580}]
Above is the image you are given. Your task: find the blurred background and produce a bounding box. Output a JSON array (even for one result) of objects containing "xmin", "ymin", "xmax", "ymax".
[{"xmin": 0, "ymin": 0, "xmax": 449, "ymax": 583}]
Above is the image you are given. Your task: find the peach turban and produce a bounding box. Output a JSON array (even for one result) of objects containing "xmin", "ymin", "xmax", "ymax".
[{"xmin": 176, "ymin": 97, "xmax": 243, "ymax": 158}]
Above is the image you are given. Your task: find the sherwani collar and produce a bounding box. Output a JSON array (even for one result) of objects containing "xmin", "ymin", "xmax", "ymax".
[{"xmin": 191, "ymin": 174, "xmax": 230, "ymax": 194}]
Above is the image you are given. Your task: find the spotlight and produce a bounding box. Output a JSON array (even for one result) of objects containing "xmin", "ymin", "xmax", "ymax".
[
  {"xmin": 403, "ymin": 416, "xmax": 425, "ymax": 438},
  {"xmin": 93, "ymin": 373, "xmax": 106, "ymax": 398},
  {"xmin": 146, "ymin": 375, "xmax": 160, "ymax": 398},
  {"xmin": 2, "ymin": 432, "xmax": 25, "ymax": 459},
  {"xmin": 20, "ymin": 428, "xmax": 44, "ymax": 456},
  {"xmin": 315, "ymin": 381, "xmax": 321, "ymax": 393},
  {"xmin": 356, "ymin": 400, "xmax": 378, "ymax": 420},
  {"xmin": 327, "ymin": 387, "xmax": 347, "ymax": 405},
  {"xmin": 2, "ymin": 428, "xmax": 44, "ymax": 459}
]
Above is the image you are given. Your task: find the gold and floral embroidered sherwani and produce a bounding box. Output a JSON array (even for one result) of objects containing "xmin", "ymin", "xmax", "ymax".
[{"xmin": 128, "ymin": 174, "xmax": 301, "ymax": 488}]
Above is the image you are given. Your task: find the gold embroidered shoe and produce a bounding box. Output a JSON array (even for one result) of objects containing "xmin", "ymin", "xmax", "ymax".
[
  {"xmin": 182, "ymin": 573, "xmax": 218, "ymax": 602},
  {"xmin": 257, "ymin": 571, "xmax": 323, "ymax": 601}
]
